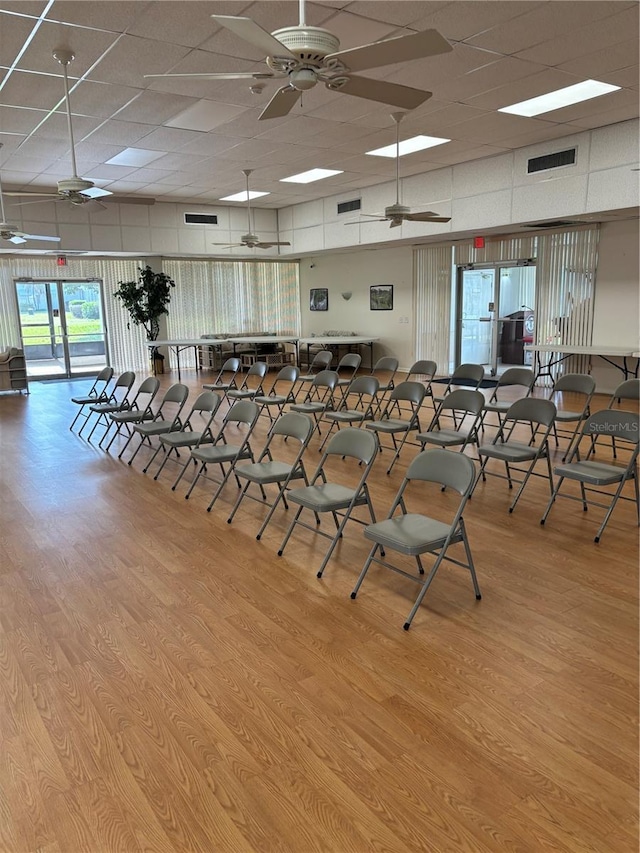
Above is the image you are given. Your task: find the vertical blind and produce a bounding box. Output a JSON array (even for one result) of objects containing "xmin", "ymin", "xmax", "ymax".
[
  {"xmin": 414, "ymin": 245, "xmax": 453, "ymax": 374},
  {"xmin": 162, "ymin": 259, "xmax": 300, "ymax": 369},
  {"xmin": 0, "ymin": 257, "xmax": 145, "ymax": 370}
]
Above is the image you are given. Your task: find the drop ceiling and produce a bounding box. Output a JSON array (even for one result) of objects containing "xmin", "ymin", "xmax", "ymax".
[{"xmin": 0, "ymin": 0, "xmax": 638, "ymax": 211}]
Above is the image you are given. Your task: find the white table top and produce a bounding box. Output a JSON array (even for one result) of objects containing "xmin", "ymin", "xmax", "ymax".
[
  {"xmin": 229, "ymin": 336, "xmax": 298, "ymax": 345},
  {"xmin": 524, "ymin": 344, "xmax": 640, "ymax": 356},
  {"xmin": 298, "ymin": 336, "xmax": 379, "ymax": 345},
  {"xmin": 148, "ymin": 339, "xmax": 223, "ymax": 347}
]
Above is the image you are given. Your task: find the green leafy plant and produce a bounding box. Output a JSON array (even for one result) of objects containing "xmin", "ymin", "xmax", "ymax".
[{"xmin": 113, "ymin": 266, "xmax": 175, "ymax": 357}]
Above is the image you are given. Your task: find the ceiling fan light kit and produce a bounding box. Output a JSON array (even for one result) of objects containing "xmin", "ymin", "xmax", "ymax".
[{"xmin": 145, "ymin": 0, "xmax": 451, "ymax": 121}]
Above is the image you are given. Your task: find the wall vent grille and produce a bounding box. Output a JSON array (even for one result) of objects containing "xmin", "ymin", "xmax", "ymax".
[
  {"xmin": 184, "ymin": 213, "xmax": 218, "ymax": 225},
  {"xmin": 337, "ymin": 199, "xmax": 361, "ymax": 215},
  {"xmin": 527, "ymin": 148, "xmax": 576, "ymax": 174}
]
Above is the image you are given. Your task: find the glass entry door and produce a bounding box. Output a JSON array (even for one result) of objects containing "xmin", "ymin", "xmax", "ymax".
[
  {"xmin": 456, "ymin": 263, "xmax": 536, "ymax": 375},
  {"xmin": 15, "ymin": 280, "xmax": 109, "ymax": 378}
]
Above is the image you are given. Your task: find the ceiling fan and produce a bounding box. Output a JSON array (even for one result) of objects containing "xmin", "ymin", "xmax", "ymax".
[
  {"xmin": 212, "ymin": 169, "xmax": 291, "ymax": 250},
  {"xmin": 145, "ymin": 0, "xmax": 452, "ymax": 120},
  {"xmin": 0, "ymin": 145, "xmax": 61, "ymax": 245},
  {"xmin": 6, "ymin": 50, "xmax": 113, "ymax": 210},
  {"xmin": 348, "ymin": 112, "xmax": 451, "ymax": 229}
]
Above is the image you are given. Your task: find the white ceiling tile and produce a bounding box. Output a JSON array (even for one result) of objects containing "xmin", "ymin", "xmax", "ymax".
[
  {"xmin": 83, "ymin": 119, "xmax": 154, "ymax": 147},
  {"xmin": 86, "ymin": 34, "xmax": 191, "ymax": 86},
  {"xmin": 0, "ymin": 70, "xmax": 66, "ymax": 109},
  {"xmin": 114, "ymin": 90, "xmax": 201, "ymax": 125},
  {"xmin": 68, "ymin": 81, "xmax": 143, "ymax": 118},
  {"xmin": 409, "ymin": 2, "xmax": 542, "ymax": 42},
  {"xmin": 0, "ymin": 105, "xmax": 48, "ymax": 134},
  {"xmin": 0, "ymin": 11, "xmax": 38, "ymax": 64},
  {"xmin": 44, "ymin": 1, "xmax": 144, "ymax": 32},
  {"xmin": 16, "ymin": 21, "xmax": 121, "ymax": 75}
]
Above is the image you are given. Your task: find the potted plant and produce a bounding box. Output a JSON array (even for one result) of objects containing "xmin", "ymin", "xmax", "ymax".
[{"xmin": 114, "ymin": 266, "xmax": 175, "ymax": 372}]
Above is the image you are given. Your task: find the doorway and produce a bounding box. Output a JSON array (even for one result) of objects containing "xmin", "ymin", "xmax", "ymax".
[
  {"xmin": 456, "ymin": 262, "xmax": 536, "ymax": 375},
  {"xmin": 15, "ymin": 280, "xmax": 109, "ymax": 379}
]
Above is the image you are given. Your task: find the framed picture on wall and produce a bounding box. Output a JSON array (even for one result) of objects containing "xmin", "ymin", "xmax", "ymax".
[
  {"xmin": 310, "ymin": 288, "xmax": 329, "ymax": 311},
  {"xmin": 370, "ymin": 284, "xmax": 393, "ymax": 311}
]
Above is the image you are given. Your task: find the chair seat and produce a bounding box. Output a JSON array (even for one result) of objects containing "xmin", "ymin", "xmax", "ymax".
[
  {"xmin": 235, "ymin": 460, "xmax": 296, "ymax": 485},
  {"xmin": 160, "ymin": 430, "xmax": 210, "ymax": 449},
  {"xmin": 90, "ymin": 402, "xmax": 130, "ymax": 414},
  {"xmin": 291, "ymin": 402, "xmax": 330, "ymax": 414},
  {"xmin": 366, "ymin": 418, "xmax": 413, "ymax": 434},
  {"xmin": 110, "ymin": 410, "xmax": 154, "ymax": 424},
  {"xmin": 483, "ymin": 401, "xmax": 512, "ymax": 414},
  {"xmin": 203, "ymin": 382, "xmax": 234, "ymax": 392},
  {"xmin": 227, "ymin": 389, "xmax": 258, "ymax": 400},
  {"xmin": 135, "ymin": 419, "xmax": 180, "ymax": 437},
  {"xmin": 417, "ymin": 428, "xmax": 474, "ymax": 447},
  {"xmin": 325, "ymin": 409, "xmax": 368, "ymax": 424},
  {"xmin": 191, "ymin": 444, "xmax": 251, "ymax": 464},
  {"xmin": 254, "ymin": 394, "xmax": 287, "ymax": 406},
  {"xmin": 478, "ymin": 440, "xmax": 541, "ymax": 462},
  {"xmin": 555, "ymin": 410, "xmax": 584, "ymax": 422},
  {"xmin": 553, "ymin": 460, "xmax": 631, "ymax": 486},
  {"xmin": 364, "ymin": 514, "xmax": 454, "ymax": 555},
  {"xmin": 71, "ymin": 393, "xmax": 107, "ymax": 405},
  {"xmin": 287, "ymin": 483, "xmax": 360, "ymax": 511}
]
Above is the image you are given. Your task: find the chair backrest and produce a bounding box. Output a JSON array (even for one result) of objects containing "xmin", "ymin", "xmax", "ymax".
[
  {"xmin": 407, "ymin": 360, "xmax": 437, "ymax": 381},
  {"xmin": 495, "ymin": 367, "xmax": 534, "ymax": 391},
  {"xmin": 212, "ymin": 357, "xmax": 241, "ymax": 383},
  {"xmin": 337, "ymin": 353, "xmax": 361, "ymax": 372},
  {"xmin": 309, "ymin": 369, "xmax": 339, "ymax": 390},
  {"xmin": 582, "ymin": 408, "xmax": 640, "ymax": 447},
  {"xmin": 110, "ymin": 370, "xmax": 136, "ymax": 400},
  {"xmin": 90, "ymin": 366, "xmax": 114, "ymax": 394},
  {"xmin": 406, "ymin": 448, "xmax": 476, "ymax": 496},
  {"xmin": 130, "ymin": 376, "xmax": 160, "ymax": 409},
  {"xmin": 222, "ymin": 399, "xmax": 260, "ymax": 428},
  {"xmin": 552, "ymin": 372, "xmax": 596, "ymax": 397},
  {"xmin": 270, "ymin": 411, "xmax": 315, "ymax": 444},
  {"xmin": 451, "ymin": 363, "xmax": 485, "ymax": 386},
  {"xmin": 275, "ymin": 364, "xmax": 300, "ymax": 384},
  {"xmin": 609, "ymin": 378, "xmax": 640, "ymax": 406},
  {"xmin": 345, "ymin": 375, "xmax": 380, "ymax": 399},
  {"xmin": 245, "ymin": 361, "xmax": 268, "ymax": 379},
  {"xmin": 438, "ymin": 388, "xmax": 485, "ymax": 416},
  {"xmin": 309, "ymin": 350, "xmax": 333, "ymax": 370},
  {"xmin": 325, "ymin": 426, "xmax": 379, "ymax": 465},
  {"xmin": 504, "ymin": 397, "xmax": 557, "ymax": 428},
  {"xmin": 179, "ymin": 391, "xmax": 222, "ymax": 441},
  {"xmin": 388, "ymin": 380, "xmax": 427, "ymax": 406},
  {"xmin": 154, "ymin": 382, "xmax": 189, "ymax": 423}
]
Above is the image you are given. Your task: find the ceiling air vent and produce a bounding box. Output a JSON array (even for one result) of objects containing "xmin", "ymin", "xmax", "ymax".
[
  {"xmin": 523, "ymin": 220, "xmax": 582, "ymax": 229},
  {"xmin": 337, "ymin": 199, "xmax": 361, "ymax": 215},
  {"xmin": 184, "ymin": 213, "xmax": 218, "ymax": 225},
  {"xmin": 527, "ymin": 148, "xmax": 576, "ymax": 174}
]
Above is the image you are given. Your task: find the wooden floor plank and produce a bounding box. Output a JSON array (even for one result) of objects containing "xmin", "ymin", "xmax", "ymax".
[{"xmin": 0, "ymin": 373, "xmax": 637, "ymax": 852}]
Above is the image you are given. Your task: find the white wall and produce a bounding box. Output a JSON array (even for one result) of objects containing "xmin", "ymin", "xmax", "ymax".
[
  {"xmin": 590, "ymin": 219, "xmax": 640, "ymax": 393},
  {"xmin": 300, "ymin": 247, "xmax": 415, "ymax": 369}
]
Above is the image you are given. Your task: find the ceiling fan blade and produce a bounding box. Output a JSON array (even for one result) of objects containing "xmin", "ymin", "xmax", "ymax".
[
  {"xmin": 211, "ymin": 15, "xmax": 296, "ymax": 60},
  {"xmin": 255, "ymin": 241, "xmax": 291, "ymax": 248},
  {"xmin": 10, "ymin": 197, "xmax": 63, "ymax": 207},
  {"xmin": 329, "ymin": 76, "xmax": 431, "ymax": 110},
  {"xmin": 144, "ymin": 71, "xmax": 281, "ymax": 81},
  {"xmin": 406, "ymin": 212, "xmax": 451, "ymax": 223},
  {"xmin": 4, "ymin": 191, "xmax": 60, "ymax": 197},
  {"xmin": 21, "ymin": 234, "xmax": 61, "ymax": 242},
  {"xmin": 211, "ymin": 242, "xmax": 241, "ymax": 248},
  {"xmin": 325, "ymin": 28, "xmax": 452, "ymax": 73},
  {"xmin": 259, "ymin": 86, "xmax": 302, "ymax": 120},
  {"xmin": 8, "ymin": 235, "xmax": 27, "ymax": 244}
]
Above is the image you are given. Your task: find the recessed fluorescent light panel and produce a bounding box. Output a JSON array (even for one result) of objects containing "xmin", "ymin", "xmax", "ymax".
[
  {"xmin": 105, "ymin": 148, "xmax": 165, "ymax": 167},
  {"xmin": 219, "ymin": 190, "xmax": 270, "ymax": 202},
  {"xmin": 499, "ymin": 80, "xmax": 621, "ymax": 117},
  {"xmin": 367, "ymin": 135, "xmax": 450, "ymax": 157},
  {"xmin": 280, "ymin": 168, "xmax": 343, "ymax": 184}
]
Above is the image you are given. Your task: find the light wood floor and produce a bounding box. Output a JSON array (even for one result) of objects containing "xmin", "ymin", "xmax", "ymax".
[{"xmin": 0, "ymin": 371, "xmax": 637, "ymax": 853}]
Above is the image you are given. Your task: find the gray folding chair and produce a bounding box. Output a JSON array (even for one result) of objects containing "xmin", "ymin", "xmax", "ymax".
[
  {"xmin": 83, "ymin": 370, "xmax": 136, "ymax": 441},
  {"xmin": 69, "ymin": 366, "xmax": 114, "ymax": 431},
  {"xmin": 318, "ymin": 375, "xmax": 380, "ymax": 453},
  {"xmin": 404, "ymin": 359, "xmax": 437, "ymax": 407},
  {"xmin": 102, "ymin": 376, "xmax": 161, "ymax": 450},
  {"xmin": 482, "ymin": 367, "xmax": 535, "ymax": 428},
  {"xmin": 365, "ymin": 381, "xmax": 427, "ymax": 475},
  {"xmin": 227, "ymin": 411, "xmax": 315, "ymax": 540},
  {"xmin": 121, "ymin": 383, "xmax": 189, "ymax": 464},
  {"xmin": 334, "ymin": 353, "xmax": 362, "ymax": 404},
  {"xmin": 548, "ymin": 373, "xmax": 596, "ymax": 461},
  {"xmin": 226, "ymin": 361, "xmax": 268, "ymax": 403},
  {"xmin": 473, "ymin": 397, "xmax": 557, "ymax": 512},
  {"xmin": 432, "ymin": 363, "xmax": 485, "ymax": 405},
  {"xmin": 541, "ymin": 409, "xmax": 639, "ymax": 542},
  {"xmin": 254, "ymin": 365, "xmax": 301, "ymax": 422},
  {"xmin": 143, "ymin": 390, "xmax": 222, "ymax": 479},
  {"xmin": 290, "ymin": 369, "xmax": 339, "ymax": 435},
  {"xmin": 182, "ymin": 400, "xmax": 260, "ymax": 511},
  {"xmin": 351, "ymin": 449, "xmax": 481, "ymax": 630},
  {"xmin": 202, "ymin": 357, "xmax": 242, "ymax": 403},
  {"xmin": 416, "ymin": 388, "xmax": 485, "ymax": 455},
  {"xmin": 299, "ymin": 350, "xmax": 333, "ymax": 385},
  {"xmin": 277, "ymin": 427, "xmax": 379, "ymax": 578},
  {"xmin": 371, "ymin": 356, "xmax": 399, "ymax": 416}
]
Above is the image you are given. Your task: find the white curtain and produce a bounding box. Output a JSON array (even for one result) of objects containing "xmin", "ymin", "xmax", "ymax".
[
  {"xmin": 161, "ymin": 259, "xmax": 300, "ymax": 369},
  {"xmin": 414, "ymin": 245, "xmax": 453, "ymax": 375},
  {"xmin": 0, "ymin": 257, "xmax": 145, "ymax": 370}
]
